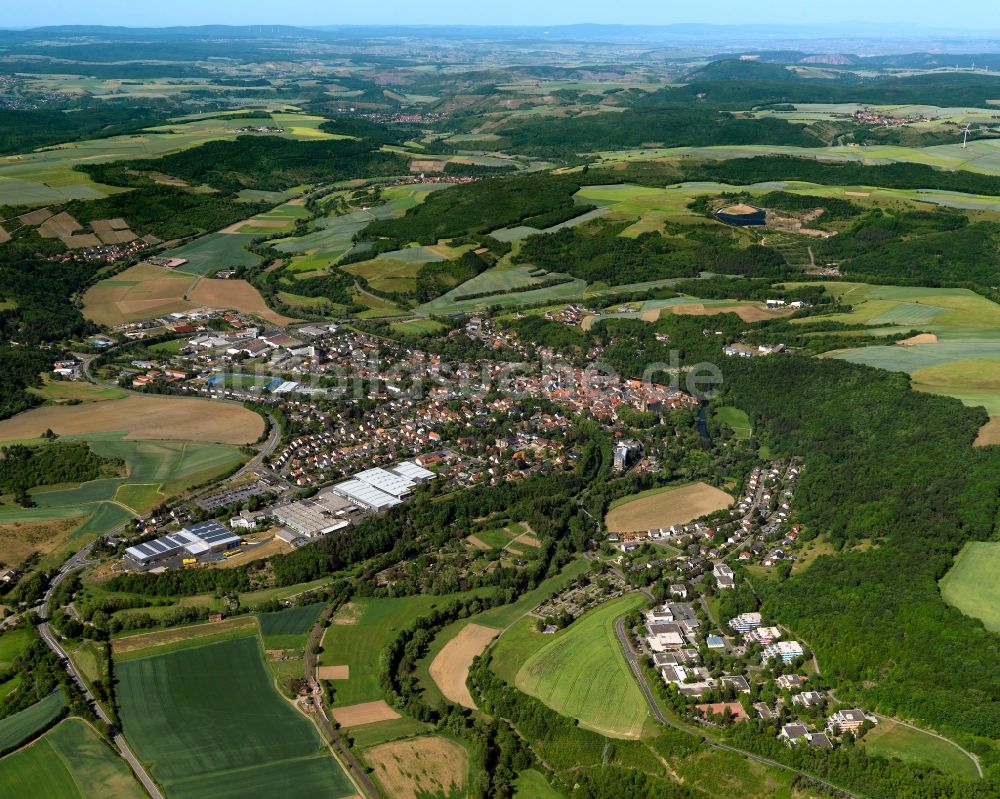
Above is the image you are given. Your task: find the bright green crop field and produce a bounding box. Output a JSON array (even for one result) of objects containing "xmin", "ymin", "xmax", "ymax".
[
  {"xmin": 116, "ymin": 635, "xmax": 354, "ymax": 799},
  {"xmin": 0, "ymin": 718, "xmax": 147, "ymax": 799},
  {"xmin": 513, "ymin": 593, "xmax": 651, "ymax": 739},
  {"xmin": 940, "ymin": 542, "xmax": 1000, "ymax": 633},
  {"xmin": 257, "ymin": 603, "xmax": 326, "ymax": 649},
  {"xmin": 0, "ymin": 689, "xmax": 66, "ymax": 752}
]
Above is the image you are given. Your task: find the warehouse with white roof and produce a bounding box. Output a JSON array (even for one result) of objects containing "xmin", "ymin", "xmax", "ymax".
[
  {"xmin": 354, "ymin": 467, "xmax": 415, "ymax": 499},
  {"xmin": 334, "ymin": 479, "xmax": 402, "ymax": 511},
  {"xmin": 124, "ymin": 520, "xmax": 242, "ymax": 566}
]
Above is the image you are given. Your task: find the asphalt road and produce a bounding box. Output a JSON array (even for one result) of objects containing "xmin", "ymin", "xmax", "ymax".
[
  {"xmin": 612, "ymin": 612, "xmax": 862, "ymax": 799},
  {"xmin": 36, "ymin": 544, "xmax": 164, "ymax": 799}
]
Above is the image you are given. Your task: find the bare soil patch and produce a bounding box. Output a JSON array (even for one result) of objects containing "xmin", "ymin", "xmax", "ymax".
[
  {"xmin": 364, "ymin": 736, "xmax": 467, "ymax": 799},
  {"xmin": 316, "ymin": 665, "xmax": 350, "ymax": 680},
  {"xmin": 0, "ymin": 224, "xmax": 9, "ymax": 244},
  {"xmin": 0, "ymin": 395, "xmax": 263, "ymax": 445},
  {"xmin": 513, "ymin": 532, "xmax": 541, "ymax": 548},
  {"xmin": 605, "ymin": 482, "xmax": 733, "ymax": 533},
  {"xmin": 581, "ymin": 315, "xmax": 597, "ymax": 331},
  {"xmin": 697, "ymin": 702, "xmax": 748, "ymax": 721},
  {"xmin": 410, "ymin": 159, "xmax": 447, "ymax": 172},
  {"xmin": 428, "ymin": 623, "xmax": 500, "ymax": 709},
  {"xmin": 188, "ymin": 278, "xmax": 297, "ymax": 325},
  {"xmin": 845, "ymin": 191, "xmax": 871, "ymax": 197},
  {"xmin": 92, "ymin": 219, "xmax": 137, "ymax": 245},
  {"xmin": 38, "ymin": 211, "xmax": 81, "ymax": 239},
  {"xmin": 63, "ymin": 233, "xmax": 102, "ymax": 249},
  {"xmin": 0, "ymin": 516, "xmax": 82, "ymax": 564},
  {"xmin": 112, "ymin": 615, "xmax": 256, "ymax": 657},
  {"xmin": 466, "ymin": 535, "xmax": 491, "ymax": 551},
  {"xmin": 331, "ymin": 601, "xmax": 364, "ymax": 625},
  {"xmin": 899, "ymin": 333, "xmax": 938, "ymax": 345},
  {"xmin": 975, "ymin": 417, "xmax": 1000, "ymax": 447},
  {"xmin": 670, "ymin": 303, "xmax": 794, "ymax": 323},
  {"xmin": 18, "ymin": 208, "xmax": 52, "ymax": 226},
  {"xmin": 332, "ymin": 700, "xmax": 400, "ymax": 727}
]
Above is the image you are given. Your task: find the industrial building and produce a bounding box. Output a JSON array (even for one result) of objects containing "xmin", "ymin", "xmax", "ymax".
[
  {"xmin": 124, "ymin": 520, "xmax": 242, "ymax": 566},
  {"xmin": 332, "ymin": 460, "xmax": 437, "ymax": 512},
  {"xmin": 333, "ymin": 479, "xmax": 401, "ymax": 511},
  {"xmin": 273, "ymin": 498, "xmax": 352, "ymax": 538}
]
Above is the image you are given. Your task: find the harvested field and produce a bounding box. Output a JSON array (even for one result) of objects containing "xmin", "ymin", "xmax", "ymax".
[
  {"xmin": 364, "ymin": 736, "xmax": 467, "ymax": 799},
  {"xmin": 640, "ymin": 307, "xmax": 661, "ymax": 322},
  {"xmin": 188, "ymin": 278, "xmax": 297, "ymax": 325},
  {"xmin": 18, "ymin": 208, "xmax": 53, "ymax": 226},
  {"xmin": 331, "ymin": 601, "xmax": 364, "ymax": 625},
  {"xmin": 91, "ymin": 219, "xmax": 137, "ymax": 245},
  {"xmin": 605, "ymin": 482, "xmax": 733, "ymax": 533},
  {"xmin": 466, "ymin": 534, "xmax": 491, "ymax": 551},
  {"xmin": 669, "ymin": 302, "xmax": 794, "ymax": 323},
  {"xmin": 83, "ymin": 263, "xmax": 195, "ymax": 325},
  {"xmin": 0, "ymin": 223, "xmax": 9, "ymax": 244},
  {"xmin": 112, "ymin": 616, "xmax": 257, "ymax": 658},
  {"xmin": 0, "ymin": 395, "xmax": 263, "ymax": 444},
  {"xmin": 975, "ymin": 417, "xmax": 1000, "ymax": 447},
  {"xmin": 900, "ymin": 333, "xmax": 939, "ymax": 345},
  {"xmin": 513, "ymin": 532, "xmax": 541, "ymax": 547},
  {"xmin": 332, "ymin": 700, "xmax": 400, "ymax": 727},
  {"xmin": 316, "ymin": 665, "xmax": 350, "ymax": 680},
  {"xmin": 0, "ymin": 517, "xmax": 83, "ymax": 565},
  {"xmin": 38, "ymin": 211, "xmax": 81, "ymax": 239},
  {"xmin": 410, "ymin": 159, "xmax": 446, "ymax": 172},
  {"xmin": 429, "ymin": 623, "xmax": 500, "ymax": 709},
  {"xmin": 63, "ymin": 233, "xmax": 102, "ymax": 249}
]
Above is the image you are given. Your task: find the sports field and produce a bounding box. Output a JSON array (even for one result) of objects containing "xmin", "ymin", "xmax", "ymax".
[
  {"xmin": 0, "ymin": 718, "xmax": 146, "ymax": 799},
  {"xmin": 605, "ymin": 482, "xmax": 733, "ymax": 533},
  {"xmin": 0, "ymin": 689, "xmax": 66, "ymax": 752},
  {"xmin": 514, "ymin": 593, "xmax": 650, "ymax": 738},
  {"xmin": 116, "ymin": 635, "xmax": 354, "ymax": 799},
  {"xmin": 861, "ymin": 718, "xmax": 980, "ymax": 779},
  {"xmin": 0, "ymin": 396, "xmax": 263, "ymax": 444},
  {"xmin": 940, "ymin": 542, "xmax": 1000, "ymax": 633},
  {"xmin": 363, "ymin": 736, "xmax": 467, "ymax": 799}
]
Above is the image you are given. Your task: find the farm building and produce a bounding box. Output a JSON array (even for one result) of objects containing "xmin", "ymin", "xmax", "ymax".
[{"xmin": 124, "ymin": 520, "xmax": 241, "ymax": 566}]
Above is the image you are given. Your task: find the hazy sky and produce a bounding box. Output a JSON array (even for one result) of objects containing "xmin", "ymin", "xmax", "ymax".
[{"xmin": 11, "ymin": 1, "xmax": 1000, "ymax": 30}]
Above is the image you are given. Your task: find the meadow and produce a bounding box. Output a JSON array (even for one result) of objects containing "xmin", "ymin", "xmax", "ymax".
[
  {"xmin": 514, "ymin": 769, "xmax": 565, "ymax": 799},
  {"xmin": 0, "ymin": 689, "xmax": 66, "ymax": 752},
  {"xmin": 257, "ymin": 603, "xmax": 326, "ymax": 649},
  {"xmin": 939, "ymin": 541, "xmax": 1000, "ymax": 633},
  {"xmin": 362, "ymin": 735, "xmax": 468, "ymax": 799},
  {"xmin": 0, "ymin": 437, "xmax": 246, "ymax": 565},
  {"xmin": 320, "ymin": 591, "xmax": 490, "ymax": 707},
  {"xmin": 158, "ymin": 233, "xmax": 262, "ymax": 276},
  {"xmin": 861, "ymin": 718, "xmax": 981, "ymax": 779},
  {"xmin": 714, "ymin": 406, "xmax": 752, "ymax": 439},
  {"xmin": 514, "ymin": 593, "xmax": 650, "ymax": 739},
  {"xmin": 116, "ymin": 635, "xmax": 354, "ymax": 799},
  {"xmin": 604, "ymin": 482, "xmax": 733, "ymax": 533},
  {"xmin": 0, "ymin": 718, "xmax": 146, "ymax": 799}
]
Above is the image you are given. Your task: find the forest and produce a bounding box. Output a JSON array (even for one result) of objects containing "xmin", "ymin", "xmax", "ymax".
[{"xmin": 0, "ymin": 442, "xmax": 122, "ymax": 500}]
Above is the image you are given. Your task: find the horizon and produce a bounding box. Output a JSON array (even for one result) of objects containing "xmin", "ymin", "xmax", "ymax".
[{"xmin": 10, "ymin": 1, "xmax": 1000, "ymax": 32}]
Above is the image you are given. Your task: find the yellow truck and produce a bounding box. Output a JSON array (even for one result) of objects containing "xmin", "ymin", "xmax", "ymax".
[{"xmin": 182, "ymin": 558, "xmax": 197, "ymax": 566}]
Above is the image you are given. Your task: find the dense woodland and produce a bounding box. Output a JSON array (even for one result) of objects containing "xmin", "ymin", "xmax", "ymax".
[{"xmin": 0, "ymin": 442, "xmax": 122, "ymax": 502}]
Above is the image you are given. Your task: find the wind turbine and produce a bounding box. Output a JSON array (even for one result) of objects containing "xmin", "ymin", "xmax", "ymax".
[{"xmin": 962, "ymin": 123, "xmax": 973, "ymax": 148}]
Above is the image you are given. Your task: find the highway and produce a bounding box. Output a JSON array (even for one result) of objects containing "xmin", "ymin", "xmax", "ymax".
[
  {"xmin": 613, "ymin": 612, "xmax": 862, "ymax": 799},
  {"xmin": 36, "ymin": 544, "xmax": 164, "ymax": 799}
]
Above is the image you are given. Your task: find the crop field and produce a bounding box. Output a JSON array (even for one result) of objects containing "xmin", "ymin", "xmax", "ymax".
[
  {"xmin": 861, "ymin": 718, "xmax": 980, "ymax": 779},
  {"xmin": 343, "ymin": 257, "xmax": 423, "ymax": 294},
  {"xmin": 160, "ymin": 233, "xmax": 263, "ymax": 276},
  {"xmin": 257, "ymin": 603, "xmax": 325, "ymax": 649},
  {"xmin": 391, "ymin": 318, "xmax": 447, "ymax": 336},
  {"xmin": 363, "ymin": 736, "xmax": 468, "ymax": 799},
  {"xmin": 0, "ymin": 437, "xmax": 245, "ymax": 562},
  {"xmin": 940, "ymin": 542, "xmax": 1000, "ymax": 633},
  {"xmin": 715, "ymin": 406, "xmax": 752, "ymax": 439},
  {"xmin": 187, "ymin": 278, "xmax": 297, "ymax": 325},
  {"xmin": 665, "ymin": 299, "xmax": 795, "ymax": 323},
  {"xmin": 0, "ymin": 689, "xmax": 66, "ymax": 752},
  {"xmin": 112, "ymin": 617, "xmax": 258, "ymax": 660},
  {"xmin": 0, "ymin": 718, "xmax": 146, "ymax": 799},
  {"xmin": 514, "ymin": 594, "xmax": 650, "ymax": 738},
  {"xmin": 28, "ymin": 378, "xmax": 127, "ymax": 405},
  {"xmin": 233, "ymin": 202, "xmax": 310, "ymax": 234},
  {"xmin": 344, "ymin": 716, "xmax": 433, "ymax": 750},
  {"xmin": 116, "ymin": 635, "xmax": 354, "ymax": 799},
  {"xmin": 419, "ymin": 266, "xmax": 585, "ymax": 314},
  {"xmin": 320, "ymin": 591, "xmax": 489, "ymax": 707},
  {"xmin": 605, "ymin": 482, "xmax": 733, "ymax": 533},
  {"xmin": 0, "ymin": 396, "xmax": 263, "ymax": 444},
  {"xmin": 428, "ymin": 623, "xmax": 501, "ymax": 709},
  {"xmin": 82, "ymin": 263, "xmax": 197, "ymax": 325}
]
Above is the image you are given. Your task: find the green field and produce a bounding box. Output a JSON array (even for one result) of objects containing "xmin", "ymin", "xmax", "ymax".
[
  {"xmin": 320, "ymin": 591, "xmax": 488, "ymax": 707},
  {"xmin": 513, "ymin": 593, "xmax": 651, "ymax": 739},
  {"xmin": 162, "ymin": 233, "xmax": 263, "ymax": 276},
  {"xmin": 940, "ymin": 542, "xmax": 1000, "ymax": 632},
  {"xmin": 715, "ymin": 406, "xmax": 752, "ymax": 439},
  {"xmin": 0, "ymin": 718, "xmax": 147, "ymax": 799},
  {"xmin": 861, "ymin": 718, "xmax": 980, "ymax": 779},
  {"xmin": 342, "ymin": 716, "xmax": 434, "ymax": 750},
  {"xmin": 513, "ymin": 769, "xmax": 566, "ymax": 798},
  {"xmin": 117, "ymin": 635, "xmax": 354, "ymax": 799},
  {"xmin": 474, "ymin": 525, "xmax": 519, "ymax": 550},
  {"xmin": 0, "ymin": 689, "xmax": 66, "ymax": 752},
  {"xmin": 257, "ymin": 603, "xmax": 326, "ymax": 649},
  {"xmin": 390, "ymin": 318, "xmax": 447, "ymax": 336},
  {"xmin": 419, "ymin": 266, "xmax": 586, "ymax": 315},
  {"xmin": 0, "ymin": 628, "xmax": 31, "ymax": 672}
]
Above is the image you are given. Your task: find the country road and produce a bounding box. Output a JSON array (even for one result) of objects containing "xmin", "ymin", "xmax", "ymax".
[
  {"xmin": 36, "ymin": 544, "xmax": 164, "ymax": 799},
  {"xmin": 612, "ymin": 610, "xmax": 863, "ymax": 799}
]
